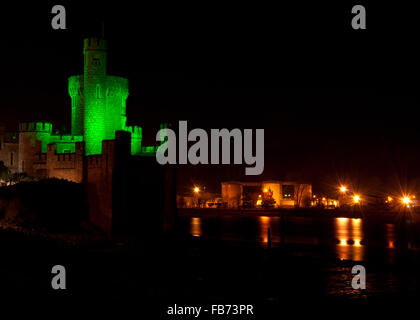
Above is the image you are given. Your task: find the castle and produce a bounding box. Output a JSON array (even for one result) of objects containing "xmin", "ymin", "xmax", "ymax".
[{"xmin": 0, "ymin": 38, "xmax": 173, "ymax": 234}]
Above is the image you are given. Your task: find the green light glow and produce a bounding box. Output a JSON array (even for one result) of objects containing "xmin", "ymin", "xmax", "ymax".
[
  {"xmin": 68, "ymin": 38, "xmax": 144, "ymax": 156},
  {"xmin": 59, "ymin": 37, "xmax": 164, "ymax": 156}
]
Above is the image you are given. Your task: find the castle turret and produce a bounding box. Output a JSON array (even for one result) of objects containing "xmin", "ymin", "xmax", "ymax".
[
  {"xmin": 68, "ymin": 38, "xmax": 135, "ymax": 156},
  {"xmin": 18, "ymin": 121, "xmax": 53, "ymax": 174},
  {"xmin": 83, "ymin": 38, "xmax": 107, "ymax": 155}
]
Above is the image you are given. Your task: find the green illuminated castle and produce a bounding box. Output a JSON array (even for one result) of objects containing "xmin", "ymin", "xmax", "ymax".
[
  {"xmin": 0, "ymin": 37, "xmax": 170, "ymax": 233},
  {"xmin": 69, "ymin": 38, "xmax": 143, "ymax": 156},
  {"xmin": 0, "ymin": 37, "xmax": 161, "ymax": 181}
]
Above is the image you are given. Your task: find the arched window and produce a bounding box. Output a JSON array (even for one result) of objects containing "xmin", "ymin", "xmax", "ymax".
[{"xmin": 96, "ymin": 84, "xmax": 101, "ymax": 99}]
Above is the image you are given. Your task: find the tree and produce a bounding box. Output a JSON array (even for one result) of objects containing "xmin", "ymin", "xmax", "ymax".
[
  {"xmin": 295, "ymin": 184, "xmax": 311, "ymax": 208},
  {"xmin": 262, "ymin": 188, "xmax": 276, "ymax": 208},
  {"xmin": 0, "ymin": 161, "xmax": 10, "ymax": 182}
]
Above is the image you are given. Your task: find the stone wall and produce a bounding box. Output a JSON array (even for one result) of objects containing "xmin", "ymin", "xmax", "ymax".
[
  {"xmin": 0, "ymin": 132, "xmax": 19, "ymax": 173},
  {"xmin": 46, "ymin": 142, "xmax": 84, "ymax": 183}
]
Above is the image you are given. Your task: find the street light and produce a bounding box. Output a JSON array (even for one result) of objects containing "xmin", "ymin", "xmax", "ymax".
[
  {"xmin": 401, "ymin": 196, "xmax": 411, "ymax": 206},
  {"xmin": 339, "ymin": 186, "xmax": 348, "ymax": 193},
  {"xmin": 194, "ymin": 187, "xmax": 200, "ymax": 193},
  {"xmin": 353, "ymin": 194, "xmax": 360, "ymax": 204}
]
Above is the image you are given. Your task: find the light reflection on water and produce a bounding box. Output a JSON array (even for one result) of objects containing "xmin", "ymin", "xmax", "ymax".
[
  {"xmin": 335, "ymin": 217, "xmax": 364, "ymax": 261},
  {"xmin": 186, "ymin": 215, "xmax": 412, "ymax": 298},
  {"xmin": 386, "ymin": 223, "xmax": 396, "ymax": 248},
  {"xmin": 190, "ymin": 217, "xmax": 202, "ymax": 237},
  {"xmin": 259, "ymin": 216, "xmax": 274, "ymax": 243},
  {"xmin": 188, "ymin": 215, "xmax": 399, "ymax": 261}
]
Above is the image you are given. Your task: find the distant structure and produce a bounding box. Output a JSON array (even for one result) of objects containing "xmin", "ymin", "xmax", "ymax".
[
  {"xmin": 0, "ymin": 38, "xmax": 172, "ymax": 234},
  {"xmin": 221, "ymin": 181, "xmax": 312, "ymax": 208}
]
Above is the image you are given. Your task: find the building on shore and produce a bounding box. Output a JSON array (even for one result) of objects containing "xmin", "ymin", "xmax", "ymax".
[{"xmin": 221, "ymin": 181, "xmax": 312, "ymax": 208}]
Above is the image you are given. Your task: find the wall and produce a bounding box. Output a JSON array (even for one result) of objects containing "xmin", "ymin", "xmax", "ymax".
[
  {"xmin": 46, "ymin": 142, "xmax": 84, "ymax": 183},
  {"xmin": 222, "ymin": 182, "xmax": 242, "ymax": 208},
  {"xmin": 0, "ymin": 133, "xmax": 19, "ymax": 173},
  {"xmin": 221, "ymin": 181, "xmax": 313, "ymax": 208},
  {"xmin": 84, "ymin": 136, "xmax": 116, "ymax": 234}
]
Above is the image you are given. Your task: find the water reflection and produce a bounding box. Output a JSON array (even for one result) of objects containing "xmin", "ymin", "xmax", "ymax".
[
  {"xmin": 190, "ymin": 217, "xmax": 202, "ymax": 237},
  {"xmin": 386, "ymin": 224, "xmax": 396, "ymax": 248},
  {"xmin": 335, "ymin": 217, "xmax": 364, "ymax": 261},
  {"xmin": 385, "ymin": 223, "xmax": 397, "ymax": 264},
  {"xmin": 187, "ymin": 215, "xmax": 402, "ymax": 263},
  {"xmin": 259, "ymin": 216, "xmax": 270, "ymax": 243}
]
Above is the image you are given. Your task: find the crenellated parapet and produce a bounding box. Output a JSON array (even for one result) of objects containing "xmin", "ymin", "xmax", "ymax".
[
  {"xmin": 83, "ymin": 38, "xmax": 107, "ymax": 53},
  {"xmin": 19, "ymin": 121, "xmax": 53, "ymax": 133},
  {"xmin": 123, "ymin": 125, "xmax": 142, "ymax": 155},
  {"xmin": 49, "ymin": 134, "xmax": 83, "ymax": 154}
]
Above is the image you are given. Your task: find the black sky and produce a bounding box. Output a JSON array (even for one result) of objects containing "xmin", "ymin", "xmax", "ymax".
[{"xmin": 0, "ymin": 1, "xmax": 418, "ymax": 194}]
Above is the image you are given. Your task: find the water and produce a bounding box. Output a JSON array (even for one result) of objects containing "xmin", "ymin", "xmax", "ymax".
[
  {"xmin": 184, "ymin": 215, "xmax": 407, "ymax": 261},
  {"xmin": 179, "ymin": 214, "xmax": 420, "ymax": 299}
]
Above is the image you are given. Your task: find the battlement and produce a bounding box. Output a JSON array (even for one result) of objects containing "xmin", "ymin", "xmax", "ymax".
[
  {"xmin": 141, "ymin": 145, "xmax": 159, "ymax": 154},
  {"xmin": 34, "ymin": 153, "xmax": 47, "ymax": 162},
  {"xmin": 19, "ymin": 121, "xmax": 53, "ymax": 133},
  {"xmin": 50, "ymin": 134, "xmax": 83, "ymax": 142},
  {"xmin": 86, "ymin": 155, "xmax": 102, "ymax": 168},
  {"xmin": 125, "ymin": 125, "xmax": 142, "ymax": 137},
  {"xmin": 83, "ymin": 38, "xmax": 107, "ymax": 52}
]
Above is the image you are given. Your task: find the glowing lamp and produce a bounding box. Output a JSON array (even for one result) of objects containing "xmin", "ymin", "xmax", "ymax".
[
  {"xmin": 402, "ymin": 197, "xmax": 411, "ymax": 205},
  {"xmin": 353, "ymin": 195, "xmax": 360, "ymax": 204}
]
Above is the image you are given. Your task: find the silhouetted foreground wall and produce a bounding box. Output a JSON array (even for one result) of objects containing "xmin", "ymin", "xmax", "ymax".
[
  {"xmin": 0, "ymin": 179, "xmax": 88, "ymax": 232},
  {"xmin": 0, "ymin": 131, "xmax": 176, "ymax": 236},
  {"xmin": 85, "ymin": 131, "xmax": 177, "ymax": 236}
]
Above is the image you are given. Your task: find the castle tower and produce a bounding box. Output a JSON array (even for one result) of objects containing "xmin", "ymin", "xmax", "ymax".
[
  {"xmin": 18, "ymin": 121, "xmax": 53, "ymax": 175},
  {"xmin": 83, "ymin": 38, "xmax": 107, "ymax": 155},
  {"xmin": 68, "ymin": 37, "xmax": 137, "ymax": 156}
]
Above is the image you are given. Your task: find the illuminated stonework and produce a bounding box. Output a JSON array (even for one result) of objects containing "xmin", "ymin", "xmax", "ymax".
[
  {"xmin": 69, "ymin": 38, "xmax": 143, "ymax": 155},
  {"xmin": 0, "ymin": 37, "xmax": 160, "ymax": 180}
]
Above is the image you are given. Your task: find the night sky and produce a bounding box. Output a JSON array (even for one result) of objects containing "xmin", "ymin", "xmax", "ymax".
[{"xmin": 0, "ymin": 1, "xmax": 418, "ymax": 195}]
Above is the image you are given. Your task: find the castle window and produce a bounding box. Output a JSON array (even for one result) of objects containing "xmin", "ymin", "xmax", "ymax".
[
  {"xmin": 92, "ymin": 57, "xmax": 101, "ymax": 65},
  {"xmin": 96, "ymin": 85, "xmax": 101, "ymax": 99}
]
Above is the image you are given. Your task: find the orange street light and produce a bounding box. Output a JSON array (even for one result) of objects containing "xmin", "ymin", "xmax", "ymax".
[
  {"xmin": 353, "ymin": 194, "xmax": 360, "ymax": 204},
  {"xmin": 339, "ymin": 186, "xmax": 348, "ymax": 193},
  {"xmin": 194, "ymin": 187, "xmax": 200, "ymax": 193},
  {"xmin": 402, "ymin": 196, "xmax": 411, "ymax": 205}
]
